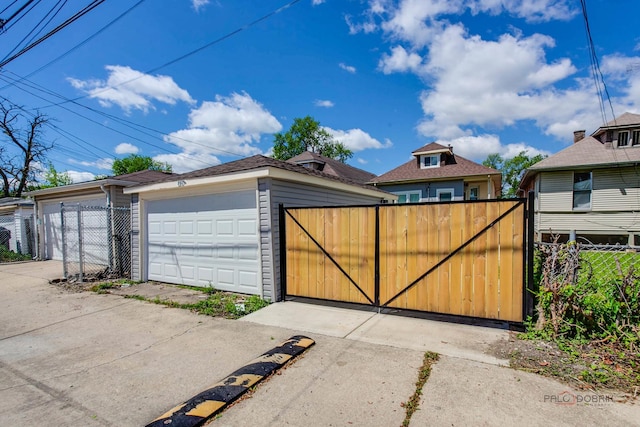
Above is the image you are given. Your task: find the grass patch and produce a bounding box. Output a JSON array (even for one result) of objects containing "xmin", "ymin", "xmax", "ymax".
[
  {"xmin": 401, "ymin": 351, "xmax": 439, "ymax": 427},
  {"xmin": 118, "ymin": 286, "xmax": 270, "ymax": 319},
  {"xmin": 0, "ymin": 246, "xmax": 31, "ymax": 262},
  {"xmin": 90, "ymin": 279, "xmax": 139, "ymax": 294}
]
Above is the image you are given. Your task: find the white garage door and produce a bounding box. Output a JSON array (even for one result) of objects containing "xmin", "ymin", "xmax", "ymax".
[
  {"xmin": 146, "ymin": 191, "xmax": 260, "ymax": 294},
  {"xmin": 42, "ymin": 197, "xmax": 106, "ymax": 260}
]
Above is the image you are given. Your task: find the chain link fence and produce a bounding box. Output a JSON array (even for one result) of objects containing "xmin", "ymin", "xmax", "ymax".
[
  {"xmin": 536, "ymin": 239, "xmax": 640, "ymax": 286},
  {"xmin": 0, "ymin": 212, "xmax": 35, "ymax": 258},
  {"xmin": 61, "ymin": 204, "xmax": 131, "ymax": 282}
]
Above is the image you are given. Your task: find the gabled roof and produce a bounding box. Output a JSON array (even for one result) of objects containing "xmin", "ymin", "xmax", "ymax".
[
  {"xmin": 128, "ymin": 155, "xmax": 391, "ymax": 197},
  {"xmin": 592, "ymin": 112, "xmax": 640, "ymax": 137},
  {"xmin": 287, "ymin": 151, "xmax": 376, "ymax": 184},
  {"xmin": 370, "ymin": 143, "xmax": 500, "ymax": 184},
  {"xmin": 411, "ymin": 142, "xmax": 452, "ymax": 155},
  {"xmin": 26, "ymin": 170, "xmax": 172, "ymax": 197}
]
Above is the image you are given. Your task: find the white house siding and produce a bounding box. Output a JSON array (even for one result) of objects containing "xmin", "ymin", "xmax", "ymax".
[
  {"xmin": 538, "ymin": 212, "xmax": 640, "ymax": 234},
  {"xmin": 538, "ymin": 171, "xmax": 573, "ymax": 212},
  {"xmin": 264, "ymin": 178, "xmax": 385, "ymax": 302},
  {"xmin": 536, "ymin": 168, "xmax": 640, "ymax": 238},
  {"xmin": 592, "ymin": 168, "xmax": 640, "ymax": 211}
]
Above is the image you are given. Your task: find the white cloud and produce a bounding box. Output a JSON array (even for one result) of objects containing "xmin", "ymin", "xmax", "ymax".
[
  {"xmin": 114, "ymin": 143, "xmax": 139, "ymax": 155},
  {"xmin": 339, "ymin": 63, "xmax": 357, "ymax": 73},
  {"xmin": 68, "ymin": 158, "xmax": 113, "ymax": 170},
  {"xmin": 379, "ymin": 45, "xmax": 424, "ymax": 74},
  {"xmin": 601, "ymin": 54, "xmax": 640, "ymax": 111},
  {"xmin": 314, "ymin": 99, "xmax": 335, "ymax": 108},
  {"xmin": 66, "ymin": 171, "xmax": 95, "ymax": 183},
  {"xmin": 436, "ymin": 134, "xmax": 550, "ymax": 162},
  {"xmin": 68, "ymin": 65, "xmax": 195, "ymax": 113},
  {"xmin": 312, "ymin": 0, "xmax": 326, "ymax": 5},
  {"xmin": 324, "ymin": 127, "xmax": 393, "ymax": 151},
  {"xmin": 356, "ymin": 157, "xmax": 368, "ymax": 164},
  {"xmin": 153, "ymin": 153, "xmax": 221, "ymax": 174},
  {"xmin": 192, "ymin": 0, "xmax": 210, "ymax": 12},
  {"xmin": 163, "ymin": 92, "xmax": 282, "ymax": 171}
]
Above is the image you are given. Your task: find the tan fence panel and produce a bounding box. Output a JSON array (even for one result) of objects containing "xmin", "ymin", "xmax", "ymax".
[
  {"xmin": 285, "ymin": 200, "xmax": 525, "ymax": 323},
  {"xmin": 285, "ymin": 207, "xmax": 375, "ymax": 305},
  {"xmin": 381, "ymin": 201, "xmax": 524, "ymax": 322}
]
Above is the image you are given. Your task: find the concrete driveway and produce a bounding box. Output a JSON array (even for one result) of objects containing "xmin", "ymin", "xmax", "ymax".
[{"xmin": 1, "ymin": 261, "xmax": 638, "ymax": 426}]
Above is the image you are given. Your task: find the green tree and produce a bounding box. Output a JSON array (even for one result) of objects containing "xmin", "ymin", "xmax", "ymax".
[
  {"xmin": 482, "ymin": 151, "xmax": 546, "ymax": 198},
  {"xmin": 40, "ymin": 163, "xmax": 73, "ymax": 188},
  {"xmin": 0, "ymin": 102, "xmax": 52, "ymax": 197},
  {"xmin": 272, "ymin": 116, "xmax": 353, "ymax": 162},
  {"xmin": 112, "ymin": 154, "xmax": 172, "ymax": 175}
]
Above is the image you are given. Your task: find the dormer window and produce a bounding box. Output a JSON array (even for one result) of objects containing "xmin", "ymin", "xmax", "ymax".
[
  {"xmin": 633, "ymin": 130, "xmax": 640, "ymax": 146},
  {"xmin": 421, "ymin": 154, "xmax": 439, "ymax": 169},
  {"xmin": 618, "ymin": 131, "xmax": 629, "ymax": 147}
]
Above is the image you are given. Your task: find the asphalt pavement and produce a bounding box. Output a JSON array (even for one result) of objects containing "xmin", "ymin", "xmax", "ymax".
[{"xmin": 0, "ymin": 260, "xmax": 638, "ymax": 426}]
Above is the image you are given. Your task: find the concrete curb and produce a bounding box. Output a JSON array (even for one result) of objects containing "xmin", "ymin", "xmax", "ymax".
[{"xmin": 145, "ymin": 335, "xmax": 315, "ymax": 427}]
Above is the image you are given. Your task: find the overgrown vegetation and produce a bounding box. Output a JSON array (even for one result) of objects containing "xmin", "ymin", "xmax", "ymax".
[
  {"xmin": 518, "ymin": 240, "xmax": 640, "ymax": 393},
  {"xmin": 0, "ymin": 246, "xmax": 31, "ymax": 262},
  {"xmin": 91, "ymin": 281, "xmax": 270, "ymax": 319},
  {"xmin": 401, "ymin": 351, "xmax": 439, "ymax": 427}
]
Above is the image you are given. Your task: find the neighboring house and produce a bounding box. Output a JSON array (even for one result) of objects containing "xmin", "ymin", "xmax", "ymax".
[
  {"xmin": 287, "ymin": 151, "xmax": 376, "ymax": 184},
  {"xmin": 27, "ymin": 170, "xmax": 171, "ymax": 261},
  {"xmin": 519, "ymin": 112, "xmax": 640, "ymax": 245},
  {"xmin": 370, "ymin": 142, "xmax": 502, "ymax": 202},
  {"xmin": 0, "ymin": 197, "xmax": 34, "ymax": 256},
  {"xmin": 123, "ymin": 154, "xmax": 395, "ymax": 302}
]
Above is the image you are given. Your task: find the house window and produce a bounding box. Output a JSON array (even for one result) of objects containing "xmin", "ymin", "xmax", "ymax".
[
  {"xmin": 573, "ymin": 172, "xmax": 591, "ymax": 210},
  {"xmin": 618, "ymin": 131, "xmax": 629, "ymax": 147},
  {"xmin": 468, "ymin": 187, "xmax": 479, "ymax": 200},
  {"xmin": 421, "ymin": 154, "xmax": 439, "ymax": 168},
  {"xmin": 436, "ymin": 188, "xmax": 454, "ymax": 202},
  {"xmin": 396, "ymin": 192, "xmax": 421, "ymax": 204},
  {"xmin": 632, "ymin": 130, "xmax": 640, "ymax": 146}
]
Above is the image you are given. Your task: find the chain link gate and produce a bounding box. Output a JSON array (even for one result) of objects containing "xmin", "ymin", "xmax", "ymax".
[{"xmin": 60, "ymin": 203, "xmax": 131, "ymax": 282}]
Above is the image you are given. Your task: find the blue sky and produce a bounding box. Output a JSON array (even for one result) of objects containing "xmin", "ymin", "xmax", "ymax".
[{"xmin": 1, "ymin": 0, "xmax": 639, "ymax": 182}]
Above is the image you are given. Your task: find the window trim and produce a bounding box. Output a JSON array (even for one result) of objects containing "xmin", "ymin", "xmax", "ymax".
[
  {"xmin": 436, "ymin": 188, "xmax": 454, "ymax": 202},
  {"xmin": 632, "ymin": 129, "xmax": 640, "ymax": 146},
  {"xmin": 420, "ymin": 154, "xmax": 440, "ymax": 169},
  {"xmin": 572, "ymin": 171, "xmax": 592, "ymax": 211},
  {"xmin": 618, "ymin": 131, "xmax": 630, "ymax": 147},
  {"xmin": 395, "ymin": 191, "xmax": 422, "ymax": 204},
  {"xmin": 468, "ymin": 186, "xmax": 479, "ymax": 201}
]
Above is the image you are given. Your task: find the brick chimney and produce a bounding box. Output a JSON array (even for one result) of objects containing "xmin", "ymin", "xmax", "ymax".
[{"xmin": 573, "ymin": 130, "xmax": 586, "ymax": 143}]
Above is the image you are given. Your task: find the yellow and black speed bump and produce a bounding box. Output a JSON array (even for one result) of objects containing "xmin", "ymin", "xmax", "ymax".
[{"xmin": 146, "ymin": 335, "xmax": 315, "ymax": 427}]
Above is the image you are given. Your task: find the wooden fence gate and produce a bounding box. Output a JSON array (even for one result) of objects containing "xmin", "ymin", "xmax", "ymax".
[{"xmin": 280, "ymin": 197, "xmax": 534, "ymax": 323}]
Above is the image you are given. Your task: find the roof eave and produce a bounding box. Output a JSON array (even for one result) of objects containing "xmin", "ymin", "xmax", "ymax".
[{"xmin": 25, "ymin": 179, "xmax": 138, "ymax": 197}]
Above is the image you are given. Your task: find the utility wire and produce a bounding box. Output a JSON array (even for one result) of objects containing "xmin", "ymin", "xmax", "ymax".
[
  {"xmin": 3, "ymin": 70, "xmax": 245, "ymax": 160},
  {"xmin": 0, "ymin": 0, "xmax": 105, "ymax": 69},
  {"xmin": 0, "ymin": 0, "xmax": 145, "ymax": 89},
  {"xmin": 2, "ymin": 0, "xmax": 66, "ymax": 63},
  {"xmin": 40, "ymin": 0, "xmax": 301, "ymax": 108},
  {"xmin": 1, "ymin": 1, "xmax": 20, "ymax": 17},
  {"xmin": 579, "ymin": 0, "xmax": 616, "ymax": 125},
  {"xmin": 0, "ymin": 0, "xmax": 36, "ymax": 32}
]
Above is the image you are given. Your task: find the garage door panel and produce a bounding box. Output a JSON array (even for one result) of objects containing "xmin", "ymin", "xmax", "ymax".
[{"xmin": 146, "ymin": 193, "xmax": 261, "ymax": 294}]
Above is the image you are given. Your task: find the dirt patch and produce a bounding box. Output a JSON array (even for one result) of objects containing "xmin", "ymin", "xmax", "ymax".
[{"xmin": 489, "ymin": 332, "xmax": 639, "ymax": 402}]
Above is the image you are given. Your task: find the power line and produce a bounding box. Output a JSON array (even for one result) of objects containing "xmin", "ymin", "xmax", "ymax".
[
  {"xmin": 579, "ymin": 0, "xmax": 615, "ymax": 125},
  {"xmin": 0, "ymin": 0, "xmax": 105, "ymax": 69},
  {"xmin": 2, "ymin": 0, "xmax": 66, "ymax": 63},
  {"xmin": 0, "ymin": 0, "xmax": 36, "ymax": 32},
  {"xmin": 2, "ymin": 70, "xmax": 246, "ymax": 160},
  {"xmin": 0, "ymin": 0, "xmax": 145, "ymax": 89},
  {"xmin": 40, "ymin": 0, "xmax": 301, "ymax": 108}
]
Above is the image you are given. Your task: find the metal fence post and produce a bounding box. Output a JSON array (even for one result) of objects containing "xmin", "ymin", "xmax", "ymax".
[
  {"xmin": 60, "ymin": 203, "xmax": 68, "ymax": 279},
  {"xmin": 374, "ymin": 205, "xmax": 380, "ymax": 307},
  {"xmin": 77, "ymin": 205, "xmax": 84, "ymax": 283},
  {"xmin": 525, "ymin": 191, "xmax": 536, "ymax": 320},
  {"xmin": 279, "ymin": 203, "xmax": 287, "ymax": 301}
]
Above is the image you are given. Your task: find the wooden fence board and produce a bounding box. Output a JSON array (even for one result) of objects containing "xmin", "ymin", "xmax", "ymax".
[{"xmin": 284, "ymin": 199, "xmax": 526, "ymax": 322}]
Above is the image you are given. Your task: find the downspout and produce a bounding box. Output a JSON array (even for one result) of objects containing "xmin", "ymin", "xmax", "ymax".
[
  {"xmin": 487, "ymin": 175, "xmax": 491, "ymax": 199},
  {"xmin": 33, "ymin": 200, "xmax": 40, "ymax": 260}
]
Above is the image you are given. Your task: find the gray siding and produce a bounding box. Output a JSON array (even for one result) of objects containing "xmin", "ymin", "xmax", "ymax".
[
  {"xmin": 130, "ymin": 193, "xmax": 140, "ymax": 281},
  {"xmin": 264, "ymin": 178, "xmax": 384, "ymax": 302},
  {"xmin": 536, "ymin": 167, "xmax": 640, "ymax": 236},
  {"xmin": 113, "ymin": 187, "xmax": 131, "ymax": 208},
  {"xmin": 258, "ymin": 178, "xmax": 274, "ymax": 301},
  {"xmin": 377, "ymin": 180, "xmax": 464, "ymax": 200}
]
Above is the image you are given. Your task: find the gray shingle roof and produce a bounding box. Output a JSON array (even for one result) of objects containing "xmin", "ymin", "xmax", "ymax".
[
  {"xmin": 370, "ymin": 144, "xmax": 500, "ymax": 184},
  {"xmin": 137, "ymin": 154, "xmax": 389, "ymax": 194},
  {"xmin": 287, "ymin": 152, "xmax": 376, "ymax": 184}
]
